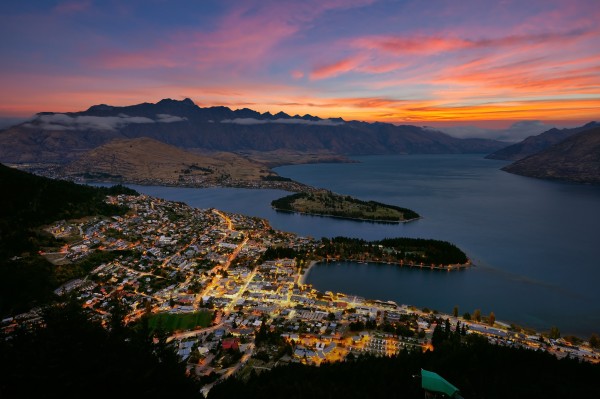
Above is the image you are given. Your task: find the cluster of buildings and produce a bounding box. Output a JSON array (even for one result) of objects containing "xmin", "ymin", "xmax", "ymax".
[{"xmin": 2, "ymin": 193, "xmax": 598, "ymax": 393}]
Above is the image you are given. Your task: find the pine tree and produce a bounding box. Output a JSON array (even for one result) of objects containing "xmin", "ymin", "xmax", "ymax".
[{"xmin": 488, "ymin": 311, "xmax": 496, "ymax": 326}]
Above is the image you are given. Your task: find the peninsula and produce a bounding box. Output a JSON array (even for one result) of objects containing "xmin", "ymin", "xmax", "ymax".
[{"xmin": 271, "ymin": 191, "xmax": 420, "ymax": 222}]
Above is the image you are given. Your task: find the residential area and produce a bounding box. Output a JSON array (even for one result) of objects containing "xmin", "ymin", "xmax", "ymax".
[{"xmin": 2, "ymin": 193, "xmax": 598, "ymax": 395}]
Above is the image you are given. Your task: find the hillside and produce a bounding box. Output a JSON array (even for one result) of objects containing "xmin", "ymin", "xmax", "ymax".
[
  {"xmin": 0, "ymin": 98, "xmax": 506, "ymax": 164},
  {"xmin": 59, "ymin": 137, "xmax": 299, "ymax": 188},
  {"xmin": 208, "ymin": 334, "xmax": 600, "ymax": 399},
  {"xmin": 0, "ymin": 163, "xmax": 136, "ymax": 315},
  {"xmin": 502, "ymin": 127, "xmax": 600, "ymax": 184},
  {"xmin": 486, "ymin": 122, "xmax": 599, "ymax": 161}
]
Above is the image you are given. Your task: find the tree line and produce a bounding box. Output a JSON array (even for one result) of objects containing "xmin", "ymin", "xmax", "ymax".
[
  {"xmin": 208, "ymin": 332, "xmax": 600, "ymax": 399},
  {"xmin": 316, "ymin": 236, "xmax": 468, "ymax": 265}
]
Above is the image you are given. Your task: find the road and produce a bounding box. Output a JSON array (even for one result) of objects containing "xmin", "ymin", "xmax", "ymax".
[{"xmin": 166, "ymin": 323, "xmax": 225, "ymax": 343}]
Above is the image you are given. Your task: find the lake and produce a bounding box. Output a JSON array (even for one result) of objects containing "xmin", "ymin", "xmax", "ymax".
[{"xmin": 118, "ymin": 154, "xmax": 600, "ymax": 336}]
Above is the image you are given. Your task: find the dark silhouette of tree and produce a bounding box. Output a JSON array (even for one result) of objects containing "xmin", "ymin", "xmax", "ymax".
[
  {"xmin": 208, "ymin": 333, "xmax": 600, "ymax": 399},
  {"xmin": 488, "ymin": 311, "xmax": 496, "ymax": 326},
  {"xmin": 549, "ymin": 326, "xmax": 561, "ymax": 339},
  {"xmin": 590, "ymin": 333, "xmax": 600, "ymax": 349},
  {"xmin": 0, "ymin": 297, "xmax": 198, "ymax": 397},
  {"xmin": 431, "ymin": 324, "xmax": 444, "ymax": 350}
]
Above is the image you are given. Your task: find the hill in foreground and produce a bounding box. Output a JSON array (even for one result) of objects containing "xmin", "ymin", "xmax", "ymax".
[
  {"xmin": 0, "ymin": 163, "xmax": 136, "ymax": 315},
  {"xmin": 209, "ymin": 334, "xmax": 600, "ymax": 399},
  {"xmin": 502, "ymin": 127, "xmax": 600, "ymax": 184}
]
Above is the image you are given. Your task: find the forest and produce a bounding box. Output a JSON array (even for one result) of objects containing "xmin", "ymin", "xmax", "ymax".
[
  {"xmin": 316, "ymin": 236, "xmax": 468, "ymax": 265},
  {"xmin": 209, "ymin": 329, "xmax": 600, "ymax": 399},
  {"xmin": 0, "ymin": 298, "xmax": 199, "ymax": 397}
]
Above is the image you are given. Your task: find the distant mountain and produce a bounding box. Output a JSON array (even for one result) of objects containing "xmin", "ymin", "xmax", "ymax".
[
  {"xmin": 486, "ymin": 122, "xmax": 599, "ymax": 161},
  {"xmin": 502, "ymin": 127, "xmax": 600, "ymax": 184},
  {"xmin": 0, "ymin": 98, "xmax": 506, "ymax": 164}
]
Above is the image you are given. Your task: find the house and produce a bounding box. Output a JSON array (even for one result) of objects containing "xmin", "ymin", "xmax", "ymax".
[{"xmin": 221, "ymin": 337, "xmax": 240, "ymax": 351}]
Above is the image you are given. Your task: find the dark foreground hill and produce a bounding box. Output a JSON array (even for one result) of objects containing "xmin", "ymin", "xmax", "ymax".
[
  {"xmin": 486, "ymin": 121, "xmax": 599, "ymax": 161},
  {"xmin": 209, "ymin": 334, "xmax": 600, "ymax": 399},
  {"xmin": 0, "ymin": 98, "xmax": 506, "ymax": 164},
  {"xmin": 0, "ymin": 163, "xmax": 136, "ymax": 316},
  {"xmin": 502, "ymin": 127, "xmax": 600, "ymax": 184},
  {"xmin": 0, "ymin": 299, "xmax": 199, "ymax": 397}
]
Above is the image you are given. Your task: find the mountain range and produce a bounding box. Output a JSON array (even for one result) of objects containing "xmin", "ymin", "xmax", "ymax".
[
  {"xmin": 0, "ymin": 98, "xmax": 506, "ymax": 164},
  {"xmin": 486, "ymin": 122, "xmax": 600, "ymax": 161}
]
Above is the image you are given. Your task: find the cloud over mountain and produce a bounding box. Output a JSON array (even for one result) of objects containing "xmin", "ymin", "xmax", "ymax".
[{"xmin": 24, "ymin": 113, "xmax": 187, "ymax": 131}]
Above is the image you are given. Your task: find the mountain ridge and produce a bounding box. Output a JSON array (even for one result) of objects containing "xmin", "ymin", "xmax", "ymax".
[
  {"xmin": 486, "ymin": 121, "xmax": 599, "ymax": 161},
  {"xmin": 502, "ymin": 127, "xmax": 600, "ymax": 184},
  {"xmin": 0, "ymin": 98, "xmax": 506, "ymax": 164}
]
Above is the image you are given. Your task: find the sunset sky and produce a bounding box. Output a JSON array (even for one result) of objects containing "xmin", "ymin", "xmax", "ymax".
[{"xmin": 1, "ymin": 0, "xmax": 599, "ymax": 129}]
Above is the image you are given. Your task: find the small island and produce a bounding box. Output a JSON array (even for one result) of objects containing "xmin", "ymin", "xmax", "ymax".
[{"xmin": 271, "ymin": 191, "xmax": 420, "ymax": 223}]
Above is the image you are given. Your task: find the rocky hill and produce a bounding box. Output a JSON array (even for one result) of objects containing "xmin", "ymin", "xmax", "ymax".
[
  {"xmin": 486, "ymin": 122, "xmax": 599, "ymax": 161},
  {"xmin": 0, "ymin": 98, "xmax": 506, "ymax": 164},
  {"xmin": 58, "ymin": 137, "xmax": 310, "ymax": 190},
  {"xmin": 502, "ymin": 127, "xmax": 600, "ymax": 184}
]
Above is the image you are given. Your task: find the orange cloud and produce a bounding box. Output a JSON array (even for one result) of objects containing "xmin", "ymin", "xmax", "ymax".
[{"xmin": 434, "ymin": 55, "xmax": 600, "ymax": 98}]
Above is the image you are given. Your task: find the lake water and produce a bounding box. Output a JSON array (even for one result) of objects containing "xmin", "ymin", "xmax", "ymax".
[{"xmin": 119, "ymin": 154, "xmax": 600, "ymax": 336}]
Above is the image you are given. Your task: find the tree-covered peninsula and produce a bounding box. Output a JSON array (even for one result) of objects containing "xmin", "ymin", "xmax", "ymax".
[
  {"xmin": 271, "ymin": 191, "xmax": 419, "ymax": 222},
  {"xmin": 316, "ymin": 237, "xmax": 468, "ymax": 266}
]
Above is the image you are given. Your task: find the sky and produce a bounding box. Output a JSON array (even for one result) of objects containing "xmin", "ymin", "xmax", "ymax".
[{"xmin": 1, "ymin": 0, "xmax": 599, "ymax": 133}]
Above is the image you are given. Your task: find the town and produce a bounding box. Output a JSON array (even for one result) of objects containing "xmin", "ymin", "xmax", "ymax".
[{"xmin": 3, "ymin": 193, "xmax": 599, "ymax": 395}]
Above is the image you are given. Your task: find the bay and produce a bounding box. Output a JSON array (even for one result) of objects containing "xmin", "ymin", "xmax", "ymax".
[{"xmin": 116, "ymin": 154, "xmax": 600, "ymax": 336}]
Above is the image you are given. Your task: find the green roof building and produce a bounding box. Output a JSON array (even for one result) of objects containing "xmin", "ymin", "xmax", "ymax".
[{"xmin": 421, "ymin": 369, "xmax": 463, "ymax": 398}]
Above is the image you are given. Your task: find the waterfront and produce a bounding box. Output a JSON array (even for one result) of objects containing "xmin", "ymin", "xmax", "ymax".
[{"xmin": 120, "ymin": 154, "xmax": 600, "ymax": 336}]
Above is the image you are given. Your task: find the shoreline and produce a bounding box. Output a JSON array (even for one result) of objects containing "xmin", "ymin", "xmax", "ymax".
[
  {"xmin": 300, "ymin": 258, "xmax": 471, "ymax": 287},
  {"xmin": 298, "ymin": 260, "xmax": 318, "ymax": 285}
]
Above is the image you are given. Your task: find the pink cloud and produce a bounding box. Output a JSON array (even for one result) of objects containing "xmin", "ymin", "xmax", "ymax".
[
  {"xmin": 291, "ymin": 70, "xmax": 304, "ymax": 79},
  {"xmin": 92, "ymin": 0, "xmax": 375, "ymax": 75},
  {"xmin": 358, "ymin": 62, "xmax": 405, "ymax": 74},
  {"xmin": 310, "ymin": 57, "xmax": 361, "ymax": 80},
  {"xmin": 354, "ymin": 28, "xmax": 593, "ymax": 56}
]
